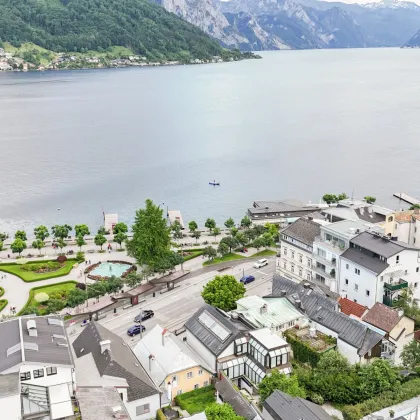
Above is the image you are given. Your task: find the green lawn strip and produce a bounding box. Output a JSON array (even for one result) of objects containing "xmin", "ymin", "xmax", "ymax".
[
  {"xmin": 175, "ymin": 385, "xmax": 215, "ymax": 415},
  {"xmin": 252, "ymin": 249, "xmax": 277, "ymax": 257},
  {"xmin": 0, "ymin": 287, "xmax": 4, "ymax": 297},
  {"xmin": 0, "ymin": 259, "xmax": 77, "ymax": 282},
  {"xmin": 179, "ymin": 249, "xmax": 204, "ymax": 262},
  {"xmin": 203, "ymin": 253, "xmax": 245, "ymax": 266},
  {"xmin": 0, "ymin": 299, "xmax": 8, "ymax": 312},
  {"xmin": 18, "ymin": 280, "xmax": 77, "ymax": 316}
]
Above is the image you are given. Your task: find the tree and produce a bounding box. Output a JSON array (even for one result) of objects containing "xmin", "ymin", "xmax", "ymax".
[
  {"xmin": 220, "ymin": 236, "xmax": 239, "ymax": 253},
  {"xmin": 97, "ymin": 226, "xmax": 109, "ymax": 235},
  {"xmin": 203, "ymin": 246, "xmax": 217, "ymax": 261},
  {"xmin": 338, "ymin": 193, "xmax": 348, "ymax": 201},
  {"xmin": 126, "ymin": 199, "xmax": 171, "ymax": 270},
  {"xmin": 230, "ymin": 227, "xmax": 238, "ymax": 237},
  {"xmin": 262, "ymin": 232, "xmax": 274, "ymax": 248},
  {"xmin": 253, "ymin": 237, "xmax": 265, "ymax": 250},
  {"xmin": 359, "ymin": 359, "xmax": 398, "ymax": 398},
  {"xmin": 47, "ymin": 298, "xmax": 66, "ymax": 313},
  {"xmin": 76, "ymin": 251, "xmax": 85, "ymax": 263},
  {"xmin": 52, "ymin": 224, "xmax": 72, "ymax": 239},
  {"xmin": 317, "ymin": 351, "xmax": 350, "ymax": 375},
  {"xmin": 0, "ymin": 241, "xmax": 3, "ymax": 251},
  {"xmin": 265, "ymin": 223, "xmax": 279, "ymax": 241},
  {"xmin": 56, "ymin": 237, "xmax": 67, "ymax": 252},
  {"xmin": 364, "ymin": 196, "xmax": 376, "ymax": 204},
  {"xmin": 188, "ymin": 221, "xmax": 198, "ymax": 232},
  {"xmin": 201, "ymin": 275, "xmax": 246, "ymax": 311},
  {"xmin": 66, "ymin": 288, "xmax": 86, "ymax": 307},
  {"xmin": 224, "ymin": 217, "xmax": 235, "ymax": 230},
  {"xmin": 323, "ymin": 194, "xmax": 338, "ymax": 204},
  {"xmin": 259, "ymin": 371, "xmax": 306, "ymax": 402},
  {"xmin": 11, "ymin": 238, "xmax": 26, "ymax": 256},
  {"xmin": 32, "ymin": 239, "xmax": 45, "ymax": 255},
  {"xmin": 401, "ymin": 340, "xmax": 420, "ymax": 369},
  {"xmin": 113, "ymin": 222, "xmax": 128, "ymax": 235},
  {"xmin": 191, "ymin": 230, "xmax": 201, "ymax": 243},
  {"xmin": 15, "ymin": 230, "xmax": 27, "ymax": 241},
  {"xmin": 212, "ymin": 227, "xmax": 221, "ymax": 242},
  {"xmin": 172, "ymin": 220, "xmax": 183, "ymax": 243},
  {"xmin": 76, "ymin": 235, "xmax": 86, "ymax": 251},
  {"xmin": 252, "ymin": 224, "xmax": 265, "ymax": 237},
  {"xmin": 0, "ymin": 232, "xmax": 8, "ymax": 242},
  {"xmin": 94, "ymin": 234, "xmax": 107, "ymax": 250},
  {"xmin": 124, "ymin": 271, "xmax": 143, "ymax": 288},
  {"xmin": 236, "ymin": 232, "xmax": 248, "ymax": 248},
  {"xmin": 205, "ymin": 218, "xmax": 216, "ymax": 233},
  {"xmin": 114, "ymin": 232, "xmax": 127, "ymax": 249},
  {"xmin": 205, "ymin": 403, "xmax": 243, "ymax": 420},
  {"xmin": 410, "ymin": 204, "xmax": 420, "ymax": 210},
  {"xmin": 244, "ymin": 229, "xmax": 256, "ymax": 243},
  {"xmin": 105, "ymin": 276, "xmax": 123, "ymax": 294},
  {"xmin": 217, "ymin": 242, "xmax": 229, "ymax": 257},
  {"xmin": 240, "ymin": 215, "xmax": 252, "ymax": 229},
  {"xmin": 34, "ymin": 225, "xmax": 49, "ymax": 241},
  {"xmin": 75, "ymin": 224, "xmax": 90, "ymax": 238}
]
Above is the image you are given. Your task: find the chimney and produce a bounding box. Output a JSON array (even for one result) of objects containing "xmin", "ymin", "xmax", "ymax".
[
  {"xmin": 280, "ymin": 290, "xmax": 287, "ymax": 297},
  {"xmin": 295, "ymin": 299, "xmax": 302, "ymax": 310},
  {"xmin": 260, "ymin": 304, "xmax": 268, "ymax": 314},
  {"xmin": 162, "ymin": 328, "xmax": 168, "ymax": 347},
  {"xmin": 27, "ymin": 320, "xmax": 37, "ymax": 337},
  {"xmin": 99, "ymin": 340, "xmax": 111, "ymax": 354},
  {"xmin": 303, "ymin": 283, "xmax": 310, "ymax": 289},
  {"xmin": 148, "ymin": 354, "xmax": 155, "ymax": 372}
]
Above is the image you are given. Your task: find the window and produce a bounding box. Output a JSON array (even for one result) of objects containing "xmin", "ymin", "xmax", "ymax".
[
  {"xmin": 417, "ymin": 267, "xmax": 419, "ymax": 273},
  {"xmin": 291, "ymin": 251, "xmax": 295, "ymax": 259},
  {"xmin": 354, "ymin": 299, "xmax": 358, "ymax": 303},
  {"xmin": 396, "ymin": 255, "xmax": 400, "ymax": 263},
  {"xmin": 366, "ymin": 289, "xmax": 370, "ymax": 297},
  {"xmin": 177, "ymin": 390, "xmax": 183, "ymax": 396},
  {"xmin": 415, "ymin": 283, "xmax": 418, "ymax": 288},
  {"xmin": 119, "ymin": 393, "xmax": 124, "ymax": 401},
  {"xmin": 20, "ymin": 371, "xmax": 31, "ymax": 381},
  {"xmin": 187, "ymin": 372, "xmax": 193, "ymax": 379},
  {"xmin": 346, "ymin": 264, "xmax": 349, "ymax": 270},
  {"xmin": 307, "ymin": 258, "xmax": 311, "ymax": 267},
  {"xmin": 172, "ymin": 376, "xmax": 177, "ymax": 383},
  {"xmin": 345, "ymin": 278, "xmax": 349, "ymax": 285},
  {"xmin": 283, "ymin": 247, "xmax": 287, "ymax": 256},
  {"xmin": 416, "ymin": 227, "xmax": 418, "ymax": 233},
  {"xmin": 355, "ymin": 284, "xmax": 359, "ymax": 291},
  {"xmin": 395, "ymin": 224, "xmax": 398, "ymax": 230},
  {"xmin": 46, "ymin": 367, "xmax": 57, "ymax": 376},
  {"xmin": 415, "ymin": 238, "xmax": 417, "ymax": 244},
  {"xmin": 203, "ymin": 381, "xmax": 208, "ymax": 386},
  {"xmin": 194, "ymin": 384, "xmax": 199, "ymax": 390},
  {"xmin": 198, "ymin": 370, "xmax": 203, "ymax": 376},
  {"xmin": 237, "ymin": 344, "xmax": 242, "ymax": 354},
  {"xmin": 291, "ymin": 264, "xmax": 295, "ymax": 273},
  {"xmin": 317, "ymin": 249, "xmax": 326, "ymax": 258},
  {"xmin": 33, "ymin": 369, "xmax": 44, "ymax": 379},
  {"xmin": 136, "ymin": 404, "xmax": 150, "ymax": 415},
  {"xmin": 299, "ymin": 268, "xmax": 303, "ymax": 277},
  {"xmin": 355, "ymin": 268, "xmax": 360, "ymax": 275},
  {"xmin": 283, "ymin": 261, "xmax": 287, "ymax": 269},
  {"xmin": 299, "ymin": 254, "xmax": 303, "ymax": 263},
  {"xmin": 306, "ymin": 272, "xmax": 311, "ymax": 280}
]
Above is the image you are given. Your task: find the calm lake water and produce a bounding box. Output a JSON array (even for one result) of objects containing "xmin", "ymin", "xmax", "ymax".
[{"xmin": 1, "ymin": 48, "xmax": 420, "ymax": 235}]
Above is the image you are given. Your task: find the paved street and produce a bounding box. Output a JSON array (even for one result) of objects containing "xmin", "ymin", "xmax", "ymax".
[{"xmin": 98, "ymin": 258, "xmax": 276, "ymax": 347}]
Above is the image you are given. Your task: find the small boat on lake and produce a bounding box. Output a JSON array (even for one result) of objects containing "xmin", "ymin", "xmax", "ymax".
[{"xmin": 209, "ymin": 180, "xmax": 220, "ymax": 186}]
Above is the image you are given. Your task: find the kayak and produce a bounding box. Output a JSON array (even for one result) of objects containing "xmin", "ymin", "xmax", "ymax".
[{"xmin": 209, "ymin": 182, "xmax": 220, "ymax": 186}]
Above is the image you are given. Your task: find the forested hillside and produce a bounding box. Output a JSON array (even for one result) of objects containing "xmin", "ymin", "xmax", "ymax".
[{"xmin": 0, "ymin": 0, "xmax": 226, "ymax": 60}]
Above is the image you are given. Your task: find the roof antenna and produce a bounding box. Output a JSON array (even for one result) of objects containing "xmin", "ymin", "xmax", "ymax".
[{"xmin": 351, "ymin": 189, "xmax": 354, "ymax": 201}]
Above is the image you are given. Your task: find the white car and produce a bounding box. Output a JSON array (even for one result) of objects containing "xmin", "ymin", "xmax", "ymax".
[{"xmin": 253, "ymin": 258, "xmax": 268, "ymax": 269}]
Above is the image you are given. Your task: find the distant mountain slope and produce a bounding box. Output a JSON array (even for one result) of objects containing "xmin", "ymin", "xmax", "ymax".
[
  {"xmin": 0, "ymin": 0, "xmax": 231, "ymax": 60},
  {"xmin": 404, "ymin": 28, "xmax": 420, "ymax": 46}
]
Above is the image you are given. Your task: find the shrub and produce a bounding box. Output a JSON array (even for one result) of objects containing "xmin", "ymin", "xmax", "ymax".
[
  {"xmin": 0, "ymin": 299, "xmax": 8, "ymax": 313},
  {"xmin": 0, "ymin": 287, "xmax": 4, "ymax": 298},
  {"xmin": 156, "ymin": 408, "xmax": 166, "ymax": 420},
  {"xmin": 76, "ymin": 251, "xmax": 85, "ymax": 263},
  {"xmin": 308, "ymin": 392, "xmax": 324, "ymax": 405},
  {"xmin": 57, "ymin": 255, "xmax": 67, "ymax": 263},
  {"xmin": 34, "ymin": 292, "xmax": 49, "ymax": 303},
  {"xmin": 76, "ymin": 282, "xmax": 86, "ymax": 290}
]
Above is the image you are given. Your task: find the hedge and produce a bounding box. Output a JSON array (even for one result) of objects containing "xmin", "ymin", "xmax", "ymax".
[
  {"xmin": 179, "ymin": 250, "xmax": 204, "ymax": 262},
  {"xmin": 0, "ymin": 299, "xmax": 8, "ymax": 313},
  {"xmin": 342, "ymin": 378, "xmax": 420, "ymax": 420},
  {"xmin": 0, "ymin": 287, "xmax": 4, "ymax": 297},
  {"xmin": 284, "ymin": 330, "xmax": 321, "ymax": 367},
  {"xmin": 156, "ymin": 408, "xmax": 166, "ymax": 420}
]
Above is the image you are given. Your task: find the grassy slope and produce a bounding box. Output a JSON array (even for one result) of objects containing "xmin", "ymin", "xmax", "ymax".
[
  {"xmin": 203, "ymin": 253, "xmax": 245, "ymax": 266},
  {"xmin": 252, "ymin": 249, "xmax": 277, "ymax": 257}
]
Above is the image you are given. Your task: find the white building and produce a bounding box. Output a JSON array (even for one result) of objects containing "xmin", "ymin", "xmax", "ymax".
[
  {"xmin": 72, "ymin": 321, "xmax": 160, "ymax": 420},
  {"xmin": 0, "ymin": 316, "xmax": 75, "ymax": 420},
  {"xmin": 339, "ymin": 231, "xmax": 420, "ymax": 308},
  {"xmin": 312, "ymin": 220, "xmax": 383, "ymax": 293},
  {"xmin": 383, "ymin": 209, "xmax": 420, "ymax": 246}
]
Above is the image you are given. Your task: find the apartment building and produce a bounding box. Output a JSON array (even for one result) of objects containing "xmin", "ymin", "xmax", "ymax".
[{"xmin": 383, "ymin": 209, "xmax": 420, "ymax": 246}]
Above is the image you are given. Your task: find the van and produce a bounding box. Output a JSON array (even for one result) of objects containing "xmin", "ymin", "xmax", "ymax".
[{"xmin": 253, "ymin": 258, "xmax": 268, "ymax": 269}]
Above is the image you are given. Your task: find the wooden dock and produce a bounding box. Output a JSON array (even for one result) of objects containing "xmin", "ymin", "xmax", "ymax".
[{"xmin": 393, "ymin": 192, "xmax": 420, "ymax": 206}]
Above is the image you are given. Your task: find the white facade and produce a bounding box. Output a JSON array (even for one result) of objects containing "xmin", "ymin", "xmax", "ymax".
[
  {"xmin": 277, "ymin": 240, "xmax": 313, "ymax": 283},
  {"xmin": 0, "ymin": 392, "xmax": 21, "ymax": 420},
  {"xmin": 125, "ymin": 394, "xmax": 161, "ymax": 420},
  {"xmin": 185, "ymin": 330, "xmax": 217, "ymax": 370}
]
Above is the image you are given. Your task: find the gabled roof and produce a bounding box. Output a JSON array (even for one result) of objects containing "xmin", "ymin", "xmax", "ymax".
[
  {"xmin": 185, "ymin": 304, "xmax": 249, "ymax": 356},
  {"xmin": 263, "ymin": 390, "xmax": 332, "ymax": 420},
  {"xmin": 133, "ymin": 325, "xmax": 214, "ymax": 386},
  {"xmin": 341, "ymin": 248, "xmax": 389, "ymax": 274},
  {"xmin": 362, "ymin": 303, "xmax": 402, "ymax": 333},
  {"xmin": 73, "ymin": 322, "xmax": 158, "ymax": 402},
  {"xmin": 338, "ymin": 297, "xmax": 367, "ymax": 318},
  {"xmin": 281, "ymin": 218, "xmax": 322, "ymax": 246}
]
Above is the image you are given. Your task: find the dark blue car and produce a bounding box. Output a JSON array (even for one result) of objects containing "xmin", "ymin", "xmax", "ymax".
[
  {"xmin": 127, "ymin": 325, "xmax": 146, "ymax": 336},
  {"xmin": 240, "ymin": 275, "xmax": 255, "ymax": 285}
]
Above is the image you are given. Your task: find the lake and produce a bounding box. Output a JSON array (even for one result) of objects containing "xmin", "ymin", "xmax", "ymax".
[{"xmin": 1, "ymin": 48, "xmax": 420, "ymax": 235}]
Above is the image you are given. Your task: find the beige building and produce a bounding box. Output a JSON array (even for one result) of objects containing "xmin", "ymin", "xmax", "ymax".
[
  {"xmin": 133, "ymin": 325, "xmax": 214, "ymax": 403},
  {"xmin": 383, "ymin": 209, "xmax": 420, "ymax": 246}
]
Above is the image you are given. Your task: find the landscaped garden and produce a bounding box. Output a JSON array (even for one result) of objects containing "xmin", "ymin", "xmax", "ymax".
[
  {"xmin": 0, "ymin": 258, "xmax": 77, "ymax": 281},
  {"xmin": 174, "ymin": 385, "xmax": 215, "ymax": 415}
]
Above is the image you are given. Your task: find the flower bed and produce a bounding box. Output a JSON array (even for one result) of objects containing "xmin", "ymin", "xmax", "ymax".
[{"xmin": 21, "ymin": 261, "xmax": 62, "ymax": 273}]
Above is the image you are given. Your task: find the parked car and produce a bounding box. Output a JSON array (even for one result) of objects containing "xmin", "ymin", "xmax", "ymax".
[
  {"xmin": 127, "ymin": 325, "xmax": 146, "ymax": 336},
  {"xmin": 253, "ymin": 258, "xmax": 268, "ymax": 268},
  {"xmin": 240, "ymin": 275, "xmax": 255, "ymax": 285},
  {"xmin": 134, "ymin": 310, "xmax": 154, "ymax": 323}
]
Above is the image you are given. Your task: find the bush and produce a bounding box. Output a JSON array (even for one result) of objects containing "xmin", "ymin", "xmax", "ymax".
[
  {"xmin": 76, "ymin": 251, "xmax": 85, "ymax": 263},
  {"xmin": 0, "ymin": 299, "xmax": 8, "ymax": 313},
  {"xmin": 57, "ymin": 255, "xmax": 67, "ymax": 263},
  {"xmin": 156, "ymin": 408, "xmax": 166, "ymax": 420},
  {"xmin": 0, "ymin": 287, "xmax": 4, "ymax": 298},
  {"xmin": 308, "ymin": 392, "xmax": 324, "ymax": 405},
  {"xmin": 34, "ymin": 292, "xmax": 49, "ymax": 303},
  {"xmin": 76, "ymin": 282, "xmax": 86, "ymax": 290}
]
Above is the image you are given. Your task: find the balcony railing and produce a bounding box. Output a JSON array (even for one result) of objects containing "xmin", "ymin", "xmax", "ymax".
[
  {"xmin": 312, "ymin": 265, "xmax": 334, "ymax": 279},
  {"xmin": 384, "ymin": 279, "xmax": 408, "ymax": 291}
]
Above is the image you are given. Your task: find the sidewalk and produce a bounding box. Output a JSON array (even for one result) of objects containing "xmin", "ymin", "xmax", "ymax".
[{"xmin": 362, "ymin": 397, "xmax": 420, "ymax": 420}]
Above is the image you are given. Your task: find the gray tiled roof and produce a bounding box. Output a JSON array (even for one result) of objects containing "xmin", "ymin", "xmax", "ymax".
[
  {"xmin": 263, "ymin": 390, "xmax": 332, "ymax": 420},
  {"xmin": 0, "ymin": 373, "xmax": 20, "ymax": 397},
  {"xmin": 185, "ymin": 304, "xmax": 249, "ymax": 356},
  {"xmin": 281, "ymin": 218, "xmax": 322, "ymax": 246},
  {"xmin": 215, "ymin": 376, "xmax": 256, "ymax": 420},
  {"xmin": 270, "ymin": 275, "xmax": 383, "ymax": 355},
  {"xmin": 250, "ymin": 201, "xmax": 306, "ymax": 214},
  {"xmin": 0, "ymin": 320, "xmax": 21, "ymax": 373},
  {"xmin": 73, "ymin": 322, "xmax": 159, "ymax": 402},
  {"xmin": 341, "ymin": 248, "xmax": 389, "ymax": 274}
]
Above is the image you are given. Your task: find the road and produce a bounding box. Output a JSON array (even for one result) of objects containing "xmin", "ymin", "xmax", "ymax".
[{"xmin": 98, "ymin": 257, "xmax": 275, "ymax": 348}]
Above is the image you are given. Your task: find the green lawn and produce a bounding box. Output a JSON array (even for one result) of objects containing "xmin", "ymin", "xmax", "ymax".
[
  {"xmin": 175, "ymin": 385, "xmax": 215, "ymax": 415},
  {"xmin": 0, "ymin": 259, "xmax": 77, "ymax": 282},
  {"xmin": 0, "ymin": 300, "xmax": 8, "ymax": 313},
  {"xmin": 252, "ymin": 249, "xmax": 277, "ymax": 257},
  {"xmin": 203, "ymin": 253, "xmax": 245, "ymax": 266},
  {"xmin": 27, "ymin": 282, "xmax": 77, "ymax": 307}
]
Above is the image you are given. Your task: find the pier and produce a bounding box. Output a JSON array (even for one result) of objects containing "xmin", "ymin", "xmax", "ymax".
[{"xmin": 393, "ymin": 192, "xmax": 420, "ymax": 206}]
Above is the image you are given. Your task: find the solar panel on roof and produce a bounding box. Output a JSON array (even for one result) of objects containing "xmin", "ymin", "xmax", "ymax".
[
  {"xmin": 198, "ymin": 312, "xmax": 231, "ymax": 342},
  {"xmin": 6, "ymin": 343, "xmax": 21, "ymax": 357}
]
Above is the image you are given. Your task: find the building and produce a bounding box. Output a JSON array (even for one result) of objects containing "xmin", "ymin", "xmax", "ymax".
[
  {"xmin": 133, "ymin": 325, "xmax": 213, "ymax": 402},
  {"xmin": 271, "ymin": 274, "xmax": 384, "ymax": 364},
  {"xmin": 72, "ymin": 321, "xmax": 160, "ymax": 420},
  {"xmin": 383, "ymin": 209, "xmax": 420, "ymax": 246},
  {"xmin": 312, "ymin": 219, "xmax": 383, "ymax": 292},
  {"xmin": 233, "ymin": 295, "xmax": 305, "ymax": 332},
  {"xmin": 338, "ymin": 297, "xmax": 367, "ymax": 318},
  {"xmin": 262, "ymin": 390, "xmax": 333, "ymax": 420},
  {"xmin": 278, "ymin": 216, "xmax": 328, "ymax": 283},
  {"xmin": 0, "ymin": 316, "xmax": 75, "ymax": 420},
  {"xmin": 362, "ymin": 302, "xmax": 416, "ymax": 365},
  {"xmin": 338, "ymin": 231, "xmax": 420, "ymax": 308}
]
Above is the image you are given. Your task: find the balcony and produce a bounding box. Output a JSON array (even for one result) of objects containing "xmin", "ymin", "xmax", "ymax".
[
  {"xmin": 384, "ymin": 279, "xmax": 408, "ymax": 291},
  {"xmin": 314, "ymin": 236, "xmax": 346, "ymax": 253},
  {"xmin": 312, "ymin": 264, "xmax": 335, "ymax": 279}
]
